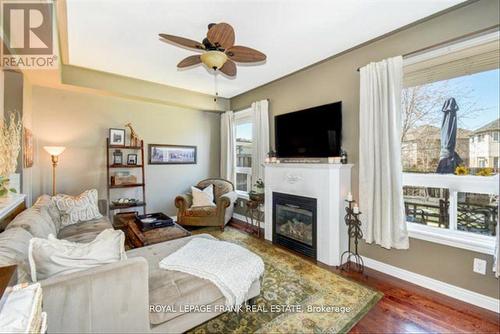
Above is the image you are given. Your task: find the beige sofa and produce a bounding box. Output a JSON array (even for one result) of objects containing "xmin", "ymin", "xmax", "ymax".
[{"xmin": 0, "ymin": 195, "xmax": 261, "ymax": 333}]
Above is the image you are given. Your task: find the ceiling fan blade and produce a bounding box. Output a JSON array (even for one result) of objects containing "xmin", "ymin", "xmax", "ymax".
[
  {"xmin": 219, "ymin": 59, "xmax": 237, "ymax": 77},
  {"xmin": 207, "ymin": 23, "xmax": 235, "ymax": 50},
  {"xmin": 177, "ymin": 55, "xmax": 201, "ymax": 68},
  {"xmin": 159, "ymin": 33, "xmax": 204, "ymax": 51},
  {"xmin": 226, "ymin": 46, "xmax": 266, "ymax": 63}
]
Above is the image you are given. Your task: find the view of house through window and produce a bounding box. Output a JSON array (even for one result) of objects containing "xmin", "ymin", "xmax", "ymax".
[
  {"xmin": 235, "ymin": 118, "xmax": 253, "ymax": 193},
  {"xmin": 401, "ymin": 68, "xmax": 499, "ymax": 237}
]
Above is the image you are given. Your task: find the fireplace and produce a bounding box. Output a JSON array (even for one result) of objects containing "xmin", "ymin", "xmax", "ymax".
[{"xmin": 272, "ymin": 192, "xmax": 317, "ymax": 259}]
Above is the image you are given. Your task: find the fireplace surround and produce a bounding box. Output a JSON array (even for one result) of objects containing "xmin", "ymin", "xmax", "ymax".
[
  {"xmin": 264, "ymin": 163, "xmax": 352, "ymax": 266},
  {"xmin": 273, "ymin": 192, "xmax": 317, "ymax": 258}
]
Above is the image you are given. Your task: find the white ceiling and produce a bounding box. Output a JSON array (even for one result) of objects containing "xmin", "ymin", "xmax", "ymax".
[{"xmin": 66, "ymin": 0, "xmax": 465, "ymax": 98}]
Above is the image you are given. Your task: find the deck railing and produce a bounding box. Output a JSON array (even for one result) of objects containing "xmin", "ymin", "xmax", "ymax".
[{"xmin": 402, "ymin": 173, "xmax": 499, "ymax": 236}]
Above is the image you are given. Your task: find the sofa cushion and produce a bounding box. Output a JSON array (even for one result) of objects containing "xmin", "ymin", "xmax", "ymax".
[
  {"xmin": 0, "ymin": 227, "xmax": 33, "ymax": 283},
  {"xmin": 29, "ymin": 229, "xmax": 126, "ymax": 282},
  {"xmin": 57, "ymin": 217, "xmax": 113, "ymax": 243},
  {"xmin": 184, "ymin": 206, "xmax": 217, "ymax": 217},
  {"xmin": 127, "ymin": 234, "xmax": 223, "ymax": 325},
  {"xmin": 6, "ymin": 206, "xmax": 57, "ymax": 239},
  {"xmin": 33, "ymin": 195, "xmax": 62, "ymax": 232}
]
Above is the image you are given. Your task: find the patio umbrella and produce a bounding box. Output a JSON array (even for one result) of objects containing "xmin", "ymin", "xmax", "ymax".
[{"xmin": 437, "ymin": 97, "xmax": 463, "ymax": 173}]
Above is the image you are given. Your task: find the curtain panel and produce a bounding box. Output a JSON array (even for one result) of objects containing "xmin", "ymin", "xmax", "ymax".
[
  {"xmin": 251, "ymin": 100, "xmax": 270, "ymax": 184},
  {"xmin": 220, "ymin": 111, "xmax": 235, "ymax": 184},
  {"xmin": 359, "ymin": 56, "xmax": 409, "ymax": 250}
]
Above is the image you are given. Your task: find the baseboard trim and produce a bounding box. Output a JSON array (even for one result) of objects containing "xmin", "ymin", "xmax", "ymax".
[
  {"xmin": 363, "ymin": 257, "xmax": 500, "ymax": 313},
  {"xmin": 232, "ymin": 213, "xmax": 264, "ymax": 228}
]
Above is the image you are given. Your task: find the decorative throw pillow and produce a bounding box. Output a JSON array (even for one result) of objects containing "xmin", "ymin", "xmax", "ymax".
[
  {"xmin": 191, "ymin": 184, "xmax": 216, "ymax": 207},
  {"xmin": 28, "ymin": 229, "xmax": 126, "ymax": 282},
  {"xmin": 53, "ymin": 189, "xmax": 102, "ymax": 227}
]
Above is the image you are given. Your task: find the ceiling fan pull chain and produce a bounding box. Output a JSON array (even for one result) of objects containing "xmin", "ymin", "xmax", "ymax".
[{"xmin": 214, "ymin": 71, "xmax": 219, "ymax": 103}]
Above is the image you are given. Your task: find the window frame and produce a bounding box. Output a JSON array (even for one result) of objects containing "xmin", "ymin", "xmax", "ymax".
[
  {"xmin": 403, "ymin": 173, "xmax": 498, "ymax": 255},
  {"xmin": 401, "ymin": 31, "xmax": 500, "ymax": 254},
  {"xmin": 233, "ymin": 108, "xmax": 253, "ymax": 198}
]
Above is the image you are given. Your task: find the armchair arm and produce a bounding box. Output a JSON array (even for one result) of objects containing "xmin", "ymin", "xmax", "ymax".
[
  {"xmin": 41, "ymin": 258, "xmax": 150, "ymax": 333},
  {"xmin": 216, "ymin": 191, "xmax": 238, "ymax": 227},
  {"xmin": 218, "ymin": 191, "xmax": 238, "ymax": 207},
  {"xmin": 175, "ymin": 194, "xmax": 192, "ymax": 212}
]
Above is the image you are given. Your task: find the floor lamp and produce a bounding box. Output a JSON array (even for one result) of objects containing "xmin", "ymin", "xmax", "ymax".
[{"xmin": 43, "ymin": 146, "xmax": 66, "ymax": 196}]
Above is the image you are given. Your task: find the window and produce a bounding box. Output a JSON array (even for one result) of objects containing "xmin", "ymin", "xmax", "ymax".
[
  {"xmin": 401, "ymin": 32, "xmax": 499, "ymax": 254},
  {"xmin": 493, "ymin": 131, "xmax": 499, "ymax": 142},
  {"xmin": 234, "ymin": 109, "xmax": 253, "ymax": 196}
]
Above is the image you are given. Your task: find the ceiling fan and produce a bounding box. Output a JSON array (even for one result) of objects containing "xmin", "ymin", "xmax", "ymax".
[{"xmin": 159, "ymin": 22, "xmax": 266, "ymax": 77}]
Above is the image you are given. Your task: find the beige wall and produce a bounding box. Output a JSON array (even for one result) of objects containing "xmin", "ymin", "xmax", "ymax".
[
  {"xmin": 31, "ymin": 85, "xmax": 220, "ymax": 216},
  {"xmin": 231, "ymin": 0, "xmax": 500, "ymax": 299}
]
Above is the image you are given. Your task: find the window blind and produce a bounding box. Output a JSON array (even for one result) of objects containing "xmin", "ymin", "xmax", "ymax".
[{"xmin": 403, "ymin": 39, "xmax": 500, "ymax": 87}]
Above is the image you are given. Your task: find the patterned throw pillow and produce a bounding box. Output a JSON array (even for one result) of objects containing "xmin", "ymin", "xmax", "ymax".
[{"xmin": 53, "ymin": 189, "xmax": 103, "ymax": 227}]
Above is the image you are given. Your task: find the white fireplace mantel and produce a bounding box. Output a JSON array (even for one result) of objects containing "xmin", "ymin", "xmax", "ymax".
[{"xmin": 264, "ymin": 163, "xmax": 353, "ymax": 266}]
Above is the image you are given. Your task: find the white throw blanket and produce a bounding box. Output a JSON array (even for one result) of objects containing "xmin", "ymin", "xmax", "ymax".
[{"xmin": 159, "ymin": 237, "xmax": 264, "ymax": 307}]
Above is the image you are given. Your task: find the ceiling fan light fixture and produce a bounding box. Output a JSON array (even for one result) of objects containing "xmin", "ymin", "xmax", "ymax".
[{"xmin": 200, "ymin": 50, "xmax": 227, "ymax": 70}]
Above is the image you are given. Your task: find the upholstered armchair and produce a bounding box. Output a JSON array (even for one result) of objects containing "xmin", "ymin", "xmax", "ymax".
[{"xmin": 175, "ymin": 178, "xmax": 238, "ymax": 230}]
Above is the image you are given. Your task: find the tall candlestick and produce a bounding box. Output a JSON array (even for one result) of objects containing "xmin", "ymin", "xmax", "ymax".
[
  {"xmin": 346, "ymin": 192, "xmax": 353, "ymax": 201},
  {"xmin": 353, "ymin": 205, "xmax": 359, "ymax": 214}
]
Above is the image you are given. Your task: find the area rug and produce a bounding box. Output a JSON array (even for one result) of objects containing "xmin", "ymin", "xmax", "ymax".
[{"xmin": 188, "ymin": 227, "xmax": 382, "ymax": 334}]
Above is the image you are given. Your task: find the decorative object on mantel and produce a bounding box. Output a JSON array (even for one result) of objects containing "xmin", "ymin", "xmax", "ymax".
[
  {"xmin": 43, "ymin": 146, "xmax": 66, "ymax": 196},
  {"xmin": 148, "ymin": 144, "xmax": 197, "ymax": 165},
  {"xmin": 125, "ymin": 123, "xmax": 141, "ymax": 147},
  {"xmin": 265, "ymin": 150, "xmax": 277, "ymax": 163},
  {"xmin": 338, "ymin": 197, "xmax": 364, "ymax": 273},
  {"xmin": 340, "ymin": 148, "xmax": 348, "ymax": 164},
  {"xmin": 23, "ymin": 127, "xmax": 34, "ymax": 168},
  {"xmin": 0, "ymin": 112, "xmax": 22, "ymax": 198}
]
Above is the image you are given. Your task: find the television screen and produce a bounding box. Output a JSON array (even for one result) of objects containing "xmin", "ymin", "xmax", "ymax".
[{"xmin": 275, "ymin": 101, "xmax": 342, "ymax": 158}]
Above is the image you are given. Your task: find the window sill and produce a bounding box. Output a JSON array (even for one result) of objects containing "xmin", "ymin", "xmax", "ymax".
[
  {"xmin": 235, "ymin": 190, "xmax": 249, "ymax": 200},
  {"xmin": 407, "ymin": 223, "xmax": 496, "ymax": 255}
]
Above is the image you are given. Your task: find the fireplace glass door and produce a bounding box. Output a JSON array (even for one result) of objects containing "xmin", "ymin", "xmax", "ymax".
[
  {"xmin": 273, "ymin": 192, "xmax": 317, "ymax": 258},
  {"xmin": 275, "ymin": 204, "xmax": 314, "ymax": 246}
]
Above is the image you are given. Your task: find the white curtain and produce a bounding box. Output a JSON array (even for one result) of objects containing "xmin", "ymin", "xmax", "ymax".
[
  {"xmin": 220, "ymin": 111, "xmax": 235, "ymax": 183},
  {"xmin": 359, "ymin": 56, "xmax": 409, "ymax": 250},
  {"xmin": 494, "ymin": 222, "xmax": 499, "ymax": 278},
  {"xmin": 251, "ymin": 100, "xmax": 270, "ymax": 183}
]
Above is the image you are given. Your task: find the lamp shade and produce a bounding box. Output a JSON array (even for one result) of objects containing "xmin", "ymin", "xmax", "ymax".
[{"xmin": 43, "ymin": 146, "xmax": 66, "ymax": 156}]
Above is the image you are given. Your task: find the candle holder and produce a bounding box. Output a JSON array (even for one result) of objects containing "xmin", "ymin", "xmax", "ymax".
[{"xmin": 338, "ymin": 200, "xmax": 364, "ymax": 273}]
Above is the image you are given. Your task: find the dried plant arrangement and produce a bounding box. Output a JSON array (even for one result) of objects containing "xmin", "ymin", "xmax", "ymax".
[{"xmin": 0, "ymin": 112, "xmax": 22, "ymax": 196}]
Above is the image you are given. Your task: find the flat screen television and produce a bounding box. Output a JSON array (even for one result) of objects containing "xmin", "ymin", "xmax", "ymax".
[{"xmin": 275, "ymin": 101, "xmax": 342, "ymax": 158}]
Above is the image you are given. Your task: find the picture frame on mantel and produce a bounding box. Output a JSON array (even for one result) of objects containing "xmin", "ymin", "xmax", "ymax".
[{"xmin": 148, "ymin": 144, "xmax": 197, "ymax": 165}]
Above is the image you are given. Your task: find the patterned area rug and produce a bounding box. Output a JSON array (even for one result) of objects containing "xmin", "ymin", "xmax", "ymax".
[{"xmin": 188, "ymin": 227, "xmax": 382, "ymax": 334}]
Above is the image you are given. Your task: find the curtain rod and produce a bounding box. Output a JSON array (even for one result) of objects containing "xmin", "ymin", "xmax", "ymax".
[
  {"xmin": 356, "ymin": 26, "xmax": 499, "ymax": 72},
  {"xmin": 233, "ymin": 98, "xmax": 270, "ymax": 113}
]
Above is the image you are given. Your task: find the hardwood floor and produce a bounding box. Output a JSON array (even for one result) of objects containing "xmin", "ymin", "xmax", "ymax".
[{"xmin": 228, "ymin": 220, "xmax": 500, "ymax": 333}]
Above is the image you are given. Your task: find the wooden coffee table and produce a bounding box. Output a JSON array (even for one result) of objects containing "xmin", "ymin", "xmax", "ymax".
[{"xmin": 116, "ymin": 214, "xmax": 191, "ymax": 249}]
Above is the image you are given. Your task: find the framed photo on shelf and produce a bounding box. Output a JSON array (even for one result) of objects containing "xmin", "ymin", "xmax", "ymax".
[
  {"xmin": 127, "ymin": 154, "xmax": 138, "ymax": 165},
  {"xmin": 113, "ymin": 150, "xmax": 123, "ymax": 165},
  {"xmin": 109, "ymin": 128, "xmax": 126, "ymax": 146},
  {"xmin": 148, "ymin": 144, "xmax": 197, "ymax": 165}
]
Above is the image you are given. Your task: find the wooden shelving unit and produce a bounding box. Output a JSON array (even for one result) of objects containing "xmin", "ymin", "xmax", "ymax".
[{"xmin": 106, "ymin": 138, "xmax": 146, "ymax": 218}]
